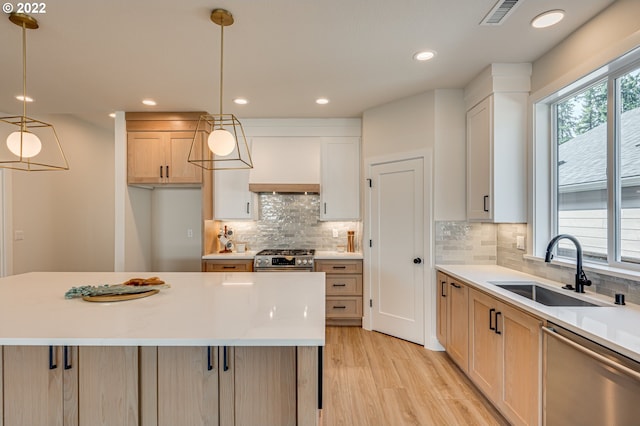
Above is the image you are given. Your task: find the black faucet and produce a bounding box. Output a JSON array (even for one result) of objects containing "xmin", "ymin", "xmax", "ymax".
[{"xmin": 544, "ymin": 234, "xmax": 592, "ymax": 293}]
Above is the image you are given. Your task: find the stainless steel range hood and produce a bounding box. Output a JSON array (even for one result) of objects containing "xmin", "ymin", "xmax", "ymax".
[{"xmin": 248, "ymin": 137, "xmax": 321, "ymax": 193}]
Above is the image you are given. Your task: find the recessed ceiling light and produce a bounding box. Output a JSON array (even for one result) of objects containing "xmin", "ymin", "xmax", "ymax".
[
  {"xmin": 316, "ymin": 98, "xmax": 329, "ymax": 105},
  {"xmin": 531, "ymin": 10, "xmax": 565, "ymax": 29},
  {"xmin": 16, "ymin": 95, "xmax": 33, "ymax": 102},
  {"xmin": 108, "ymin": 113, "xmax": 116, "ymax": 118},
  {"xmin": 413, "ymin": 50, "xmax": 436, "ymax": 62},
  {"xmin": 233, "ymin": 98, "xmax": 248, "ymax": 105},
  {"xmin": 142, "ymin": 99, "xmax": 157, "ymax": 106}
]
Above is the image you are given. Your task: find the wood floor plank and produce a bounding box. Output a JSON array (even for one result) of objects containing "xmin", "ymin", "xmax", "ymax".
[{"xmin": 323, "ymin": 326, "xmax": 507, "ymax": 426}]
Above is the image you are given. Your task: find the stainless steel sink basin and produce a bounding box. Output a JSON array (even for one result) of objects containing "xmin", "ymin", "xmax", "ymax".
[{"xmin": 488, "ymin": 281, "xmax": 605, "ymax": 307}]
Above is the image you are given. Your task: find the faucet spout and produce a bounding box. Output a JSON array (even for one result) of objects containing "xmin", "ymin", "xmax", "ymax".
[{"xmin": 544, "ymin": 234, "xmax": 592, "ymax": 293}]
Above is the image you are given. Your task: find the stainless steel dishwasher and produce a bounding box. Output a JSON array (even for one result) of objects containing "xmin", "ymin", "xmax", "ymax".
[{"xmin": 543, "ymin": 323, "xmax": 640, "ymax": 425}]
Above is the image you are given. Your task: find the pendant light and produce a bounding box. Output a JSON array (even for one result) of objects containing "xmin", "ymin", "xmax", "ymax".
[
  {"xmin": 0, "ymin": 13, "xmax": 69, "ymax": 171},
  {"xmin": 188, "ymin": 9, "xmax": 253, "ymax": 170}
]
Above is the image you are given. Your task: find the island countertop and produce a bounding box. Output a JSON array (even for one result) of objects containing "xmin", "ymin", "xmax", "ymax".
[{"xmin": 0, "ymin": 271, "xmax": 325, "ymax": 347}]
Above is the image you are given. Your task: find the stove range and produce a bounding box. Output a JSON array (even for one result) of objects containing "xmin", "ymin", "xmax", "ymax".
[{"xmin": 254, "ymin": 249, "xmax": 315, "ymax": 271}]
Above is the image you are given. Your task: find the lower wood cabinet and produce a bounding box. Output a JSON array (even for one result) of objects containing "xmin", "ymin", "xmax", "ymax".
[
  {"xmin": 315, "ymin": 259, "xmax": 363, "ymax": 326},
  {"xmin": 202, "ymin": 259, "xmax": 254, "ymax": 272},
  {"xmin": 436, "ymin": 272, "xmax": 542, "ymax": 426},
  {"xmin": 1, "ymin": 345, "xmax": 139, "ymax": 426}
]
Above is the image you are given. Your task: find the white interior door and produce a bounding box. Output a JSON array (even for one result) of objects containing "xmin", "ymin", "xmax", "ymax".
[{"xmin": 370, "ymin": 158, "xmax": 424, "ymax": 344}]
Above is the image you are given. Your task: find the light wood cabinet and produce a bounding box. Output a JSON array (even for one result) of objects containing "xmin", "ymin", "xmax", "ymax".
[
  {"xmin": 446, "ymin": 276, "xmax": 469, "ymax": 372},
  {"xmin": 2, "ymin": 345, "xmax": 138, "ymax": 426},
  {"xmin": 127, "ymin": 131, "xmax": 202, "ymax": 185},
  {"xmin": 316, "ymin": 259, "xmax": 363, "ymax": 326},
  {"xmin": 436, "ymin": 271, "xmax": 448, "ymax": 347},
  {"xmin": 468, "ymin": 288, "xmax": 541, "ymax": 426},
  {"xmin": 320, "ymin": 137, "xmax": 361, "ymax": 221},
  {"xmin": 220, "ymin": 346, "xmax": 297, "ymax": 426},
  {"xmin": 202, "ymin": 259, "xmax": 253, "ymax": 272}
]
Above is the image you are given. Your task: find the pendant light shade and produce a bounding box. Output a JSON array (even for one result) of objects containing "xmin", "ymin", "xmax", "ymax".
[
  {"xmin": 188, "ymin": 9, "xmax": 253, "ymax": 170},
  {"xmin": 0, "ymin": 13, "xmax": 69, "ymax": 171}
]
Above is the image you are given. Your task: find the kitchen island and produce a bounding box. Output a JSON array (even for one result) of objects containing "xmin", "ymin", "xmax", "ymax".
[{"xmin": 0, "ymin": 271, "xmax": 325, "ymax": 426}]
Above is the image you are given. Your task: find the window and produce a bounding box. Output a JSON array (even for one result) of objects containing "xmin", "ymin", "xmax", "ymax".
[{"xmin": 549, "ymin": 59, "xmax": 640, "ymax": 268}]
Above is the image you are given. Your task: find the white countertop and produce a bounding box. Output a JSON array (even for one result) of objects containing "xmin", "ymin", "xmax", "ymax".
[
  {"xmin": 202, "ymin": 251, "xmax": 363, "ymax": 260},
  {"xmin": 0, "ymin": 272, "xmax": 325, "ymax": 347},
  {"xmin": 436, "ymin": 264, "xmax": 640, "ymax": 362},
  {"xmin": 202, "ymin": 251, "xmax": 257, "ymax": 260},
  {"xmin": 314, "ymin": 251, "xmax": 363, "ymax": 260}
]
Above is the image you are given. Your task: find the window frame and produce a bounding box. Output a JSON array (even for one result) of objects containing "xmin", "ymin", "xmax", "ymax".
[{"xmin": 533, "ymin": 47, "xmax": 640, "ymax": 272}]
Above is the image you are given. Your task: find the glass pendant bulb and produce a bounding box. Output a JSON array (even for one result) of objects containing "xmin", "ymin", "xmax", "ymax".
[
  {"xmin": 7, "ymin": 130, "xmax": 42, "ymax": 158},
  {"xmin": 208, "ymin": 128, "xmax": 236, "ymax": 156}
]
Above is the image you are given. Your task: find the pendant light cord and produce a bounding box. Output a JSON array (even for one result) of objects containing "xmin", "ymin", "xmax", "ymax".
[
  {"xmin": 219, "ymin": 22, "xmax": 224, "ymax": 118},
  {"xmin": 22, "ymin": 21, "xmax": 27, "ymax": 128}
]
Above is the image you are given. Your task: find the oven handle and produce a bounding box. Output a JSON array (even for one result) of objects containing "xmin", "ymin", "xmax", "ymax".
[{"xmin": 254, "ymin": 268, "xmax": 313, "ymax": 272}]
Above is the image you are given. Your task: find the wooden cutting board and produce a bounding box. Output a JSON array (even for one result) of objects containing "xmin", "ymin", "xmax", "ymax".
[{"xmin": 82, "ymin": 289, "xmax": 159, "ymax": 302}]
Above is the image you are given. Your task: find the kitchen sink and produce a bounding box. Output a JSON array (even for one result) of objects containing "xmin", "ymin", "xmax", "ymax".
[{"xmin": 488, "ymin": 281, "xmax": 605, "ymax": 307}]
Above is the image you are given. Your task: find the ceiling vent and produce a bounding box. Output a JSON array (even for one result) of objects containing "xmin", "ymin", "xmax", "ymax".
[{"xmin": 480, "ymin": 0, "xmax": 522, "ymax": 25}]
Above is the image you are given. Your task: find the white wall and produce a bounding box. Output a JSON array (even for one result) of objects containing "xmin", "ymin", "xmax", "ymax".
[{"xmin": 11, "ymin": 114, "xmax": 115, "ymax": 273}]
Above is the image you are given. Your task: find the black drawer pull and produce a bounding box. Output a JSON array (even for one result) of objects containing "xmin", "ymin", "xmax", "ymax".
[
  {"xmin": 49, "ymin": 346, "xmax": 57, "ymax": 370},
  {"xmin": 332, "ymin": 283, "xmax": 347, "ymax": 287},
  {"xmin": 451, "ymin": 282, "xmax": 462, "ymax": 289},
  {"xmin": 166, "ymin": 165, "xmax": 169, "ymax": 178},
  {"xmin": 223, "ymin": 266, "xmax": 237, "ymax": 269},
  {"xmin": 333, "ymin": 305, "xmax": 347, "ymax": 309},
  {"xmin": 332, "ymin": 266, "xmax": 347, "ymax": 270},
  {"xmin": 489, "ymin": 308, "xmax": 496, "ymax": 331},
  {"xmin": 160, "ymin": 165, "xmax": 163, "ymax": 178},
  {"xmin": 495, "ymin": 312, "xmax": 502, "ymax": 335},
  {"xmin": 441, "ymin": 280, "xmax": 447, "ymax": 297}
]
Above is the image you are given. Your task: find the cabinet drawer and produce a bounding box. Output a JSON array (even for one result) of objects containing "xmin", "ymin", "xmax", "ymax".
[
  {"xmin": 202, "ymin": 260, "xmax": 253, "ymax": 272},
  {"xmin": 326, "ymin": 297, "xmax": 363, "ymax": 318},
  {"xmin": 315, "ymin": 260, "xmax": 362, "ymax": 274},
  {"xmin": 326, "ymin": 275, "xmax": 362, "ymax": 296}
]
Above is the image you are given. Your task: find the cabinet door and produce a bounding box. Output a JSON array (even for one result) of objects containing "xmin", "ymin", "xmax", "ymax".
[
  {"xmin": 2, "ymin": 346, "xmax": 65, "ymax": 425},
  {"xmin": 78, "ymin": 346, "xmax": 138, "ymax": 425},
  {"xmin": 468, "ymin": 289, "xmax": 502, "ymax": 402},
  {"xmin": 436, "ymin": 272, "xmax": 448, "ymax": 347},
  {"xmin": 167, "ymin": 132, "xmax": 202, "ymax": 184},
  {"xmin": 499, "ymin": 304, "xmax": 541, "ymax": 426},
  {"xmin": 214, "ymin": 139, "xmax": 257, "ymax": 220},
  {"xmin": 466, "ymin": 96, "xmax": 492, "ymax": 221},
  {"xmin": 219, "ymin": 346, "xmax": 297, "ymax": 426},
  {"xmin": 320, "ymin": 137, "xmax": 360, "ymax": 220},
  {"xmin": 157, "ymin": 347, "xmax": 219, "ymax": 426},
  {"xmin": 128, "ymin": 132, "xmax": 167, "ymax": 184},
  {"xmin": 446, "ymin": 278, "xmax": 469, "ymax": 372}
]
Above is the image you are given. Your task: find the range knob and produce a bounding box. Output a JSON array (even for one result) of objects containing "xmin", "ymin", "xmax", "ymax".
[
  {"xmin": 256, "ymin": 258, "xmax": 263, "ymax": 265},
  {"xmin": 302, "ymin": 259, "xmax": 308, "ymax": 265},
  {"xmin": 297, "ymin": 259, "xmax": 302, "ymax": 265}
]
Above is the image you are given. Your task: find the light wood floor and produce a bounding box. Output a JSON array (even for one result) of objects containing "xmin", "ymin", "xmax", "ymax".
[{"xmin": 321, "ymin": 327, "xmax": 508, "ymax": 426}]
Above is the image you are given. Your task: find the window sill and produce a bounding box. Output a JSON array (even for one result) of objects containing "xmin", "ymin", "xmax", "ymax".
[{"xmin": 523, "ymin": 254, "xmax": 640, "ymax": 283}]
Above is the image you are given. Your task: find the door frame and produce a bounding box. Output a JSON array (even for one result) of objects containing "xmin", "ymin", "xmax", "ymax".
[{"xmin": 363, "ymin": 149, "xmax": 437, "ymax": 349}]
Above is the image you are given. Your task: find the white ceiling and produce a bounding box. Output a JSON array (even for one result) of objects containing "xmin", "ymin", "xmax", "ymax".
[{"xmin": 0, "ymin": 0, "xmax": 615, "ymax": 129}]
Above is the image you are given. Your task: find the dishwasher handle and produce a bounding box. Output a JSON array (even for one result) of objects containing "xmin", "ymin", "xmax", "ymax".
[{"xmin": 542, "ymin": 326, "xmax": 640, "ymax": 382}]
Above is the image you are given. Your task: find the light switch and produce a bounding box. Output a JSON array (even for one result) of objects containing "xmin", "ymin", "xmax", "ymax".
[
  {"xmin": 187, "ymin": 228, "xmax": 194, "ymax": 239},
  {"xmin": 14, "ymin": 230, "xmax": 24, "ymax": 241},
  {"xmin": 516, "ymin": 235, "xmax": 525, "ymax": 251}
]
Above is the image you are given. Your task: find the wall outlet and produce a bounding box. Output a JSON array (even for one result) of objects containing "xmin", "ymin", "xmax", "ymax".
[
  {"xmin": 332, "ymin": 229, "xmax": 339, "ymax": 238},
  {"xmin": 187, "ymin": 228, "xmax": 193, "ymax": 239},
  {"xmin": 516, "ymin": 235, "xmax": 525, "ymax": 251}
]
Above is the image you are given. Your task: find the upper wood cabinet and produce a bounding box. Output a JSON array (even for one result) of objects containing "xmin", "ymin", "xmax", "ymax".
[
  {"xmin": 320, "ymin": 137, "xmax": 361, "ymax": 221},
  {"xmin": 126, "ymin": 112, "xmax": 205, "ymax": 186},
  {"xmin": 465, "ymin": 64, "xmax": 529, "ymax": 223}
]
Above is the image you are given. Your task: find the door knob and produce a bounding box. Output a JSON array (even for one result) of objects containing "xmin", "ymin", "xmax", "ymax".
[{"xmin": 413, "ymin": 257, "xmax": 422, "ymax": 264}]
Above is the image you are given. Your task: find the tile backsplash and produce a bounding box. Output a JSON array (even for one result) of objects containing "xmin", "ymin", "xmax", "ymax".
[
  {"xmin": 217, "ymin": 193, "xmax": 361, "ymax": 252},
  {"xmin": 435, "ymin": 221, "xmax": 640, "ymax": 305}
]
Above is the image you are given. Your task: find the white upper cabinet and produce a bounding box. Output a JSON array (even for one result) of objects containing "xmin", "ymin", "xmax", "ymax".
[
  {"xmin": 214, "ymin": 139, "xmax": 258, "ymax": 220},
  {"xmin": 320, "ymin": 137, "xmax": 361, "ymax": 221},
  {"xmin": 465, "ymin": 64, "xmax": 530, "ymax": 223}
]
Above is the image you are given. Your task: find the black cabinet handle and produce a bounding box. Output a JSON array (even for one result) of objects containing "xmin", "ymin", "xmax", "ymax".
[
  {"xmin": 333, "ymin": 305, "xmax": 347, "ymax": 309},
  {"xmin": 483, "ymin": 195, "xmax": 489, "ymax": 212},
  {"xmin": 495, "ymin": 312, "xmax": 502, "ymax": 335},
  {"xmin": 441, "ymin": 281, "xmax": 447, "ymax": 297},
  {"xmin": 451, "ymin": 282, "xmax": 462, "ymax": 289},
  {"xmin": 332, "ymin": 283, "xmax": 346, "ymax": 287},
  {"xmin": 324, "ymin": 203, "xmax": 327, "ymax": 214},
  {"xmin": 49, "ymin": 346, "xmax": 57, "ymax": 370},
  {"xmin": 223, "ymin": 266, "xmax": 237, "ymax": 269},
  {"xmin": 166, "ymin": 165, "xmax": 169, "ymax": 178},
  {"xmin": 160, "ymin": 165, "xmax": 163, "ymax": 178},
  {"xmin": 332, "ymin": 266, "xmax": 346, "ymax": 270},
  {"xmin": 64, "ymin": 346, "xmax": 72, "ymax": 370},
  {"xmin": 207, "ymin": 347, "xmax": 213, "ymax": 371},
  {"xmin": 223, "ymin": 346, "xmax": 229, "ymax": 372},
  {"xmin": 246, "ymin": 202, "xmax": 250, "ymax": 214},
  {"xmin": 413, "ymin": 257, "xmax": 422, "ymax": 264},
  {"xmin": 489, "ymin": 308, "xmax": 496, "ymax": 331}
]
